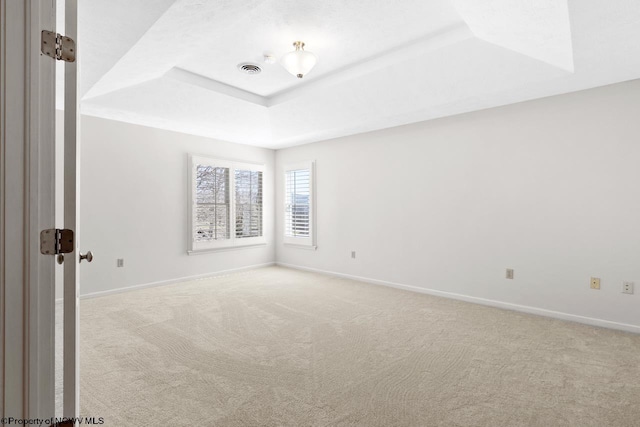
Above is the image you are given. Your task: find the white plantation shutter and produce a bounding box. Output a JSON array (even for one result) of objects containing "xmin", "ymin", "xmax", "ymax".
[
  {"xmin": 194, "ymin": 165, "xmax": 230, "ymax": 241},
  {"xmin": 285, "ymin": 169, "xmax": 310, "ymax": 237},
  {"xmin": 189, "ymin": 155, "xmax": 265, "ymax": 252},
  {"xmin": 235, "ymin": 169, "xmax": 263, "ymax": 238},
  {"xmin": 284, "ymin": 161, "xmax": 315, "ymax": 248}
]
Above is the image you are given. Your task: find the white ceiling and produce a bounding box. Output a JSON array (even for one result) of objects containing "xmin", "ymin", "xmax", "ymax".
[{"xmin": 63, "ymin": 0, "xmax": 640, "ymax": 149}]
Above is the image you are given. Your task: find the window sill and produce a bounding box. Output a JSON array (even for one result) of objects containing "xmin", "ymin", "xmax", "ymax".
[
  {"xmin": 283, "ymin": 243, "xmax": 317, "ymax": 251},
  {"xmin": 187, "ymin": 242, "xmax": 267, "ymax": 255}
]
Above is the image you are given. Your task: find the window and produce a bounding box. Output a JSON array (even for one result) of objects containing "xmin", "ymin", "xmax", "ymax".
[
  {"xmin": 189, "ymin": 155, "xmax": 265, "ymax": 253},
  {"xmin": 284, "ymin": 161, "xmax": 315, "ymax": 248},
  {"xmin": 234, "ymin": 169, "xmax": 263, "ymax": 239}
]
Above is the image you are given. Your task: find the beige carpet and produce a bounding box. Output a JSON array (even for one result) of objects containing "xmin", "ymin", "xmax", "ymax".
[{"xmin": 79, "ymin": 266, "xmax": 640, "ymax": 426}]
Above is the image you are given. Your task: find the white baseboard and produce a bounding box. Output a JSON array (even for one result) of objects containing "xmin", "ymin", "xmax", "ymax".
[
  {"xmin": 276, "ymin": 262, "xmax": 640, "ymax": 335},
  {"xmin": 80, "ymin": 262, "xmax": 276, "ymax": 300}
]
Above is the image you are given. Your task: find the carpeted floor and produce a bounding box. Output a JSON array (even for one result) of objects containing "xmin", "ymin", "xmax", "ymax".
[{"xmin": 76, "ymin": 266, "xmax": 640, "ymax": 426}]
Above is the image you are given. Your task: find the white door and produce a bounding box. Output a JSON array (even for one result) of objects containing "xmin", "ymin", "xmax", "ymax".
[
  {"xmin": 1, "ymin": 0, "xmax": 84, "ymax": 423},
  {"xmin": 63, "ymin": 0, "xmax": 83, "ymax": 421}
]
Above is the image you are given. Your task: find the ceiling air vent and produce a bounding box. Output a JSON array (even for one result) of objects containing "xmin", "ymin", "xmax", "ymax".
[{"xmin": 237, "ymin": 63, "xmax": 262, "ymax": 75}]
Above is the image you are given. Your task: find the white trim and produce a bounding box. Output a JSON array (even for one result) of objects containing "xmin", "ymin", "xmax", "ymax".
[
  {"xmin": 1, "ymin": 0, "xmax": 56, "ymax": 420},
  {"xmin": 28, "ymin": 0, "xmax": 57, "ymax": 418},
  {"xmin": 188, "ymin": 153, "xmax": 266, "ymax": 168},
  {"xmin": 63, "ymin": 0, "xmax": 80, "ymax": 419},
  {"xmin": 276, "ymin": 262, "xmax": 640, "ymax": 335},
  {"xmin": 80, "ymin": 262, "xmax": 276, "ymax": 300},
  {"xmin": 187, "ymin": 242, "xmax": 267, "ymax": 255}
]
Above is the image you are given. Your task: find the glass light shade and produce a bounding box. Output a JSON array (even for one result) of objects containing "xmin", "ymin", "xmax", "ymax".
[{"xmin": 281, "ymin": 43, "xmax": 317, "ymax": 78}]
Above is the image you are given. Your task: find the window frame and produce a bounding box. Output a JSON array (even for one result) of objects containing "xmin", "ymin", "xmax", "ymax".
[
  {"xmin": 188, "ymin": 154, "xmax": 266, "ymax": 254},
  {"xmin": 283, "ymin": 160, "xmax": 316, "ymax": 249}
]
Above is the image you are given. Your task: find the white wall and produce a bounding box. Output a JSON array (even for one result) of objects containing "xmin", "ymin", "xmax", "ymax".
[
  {"xmin": 75, "ymin": 115, "xmax": 275, "ymax": 297},
  {"xmin": 275, "ymin": 79, "xmax": 640, "ymax": 330}
]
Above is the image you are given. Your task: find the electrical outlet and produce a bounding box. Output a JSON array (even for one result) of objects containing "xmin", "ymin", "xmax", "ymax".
[
  {"xmin": 505, "ymin": 269, "xmax": 514, "ymax": 279},
  {"xmin": 351, "ymin": 251, "xmax": 356, "ymax": 259},
  {"xmin": 590, "ymin": 277, "xmax": 601, "ymax": 290},
  {"xmin": 622, "ymin": 281, "xmax": 634, "ymax": 295},
  {"xmin": 117, "ymin": 258, "xmax": 124, "ymax": 268}
]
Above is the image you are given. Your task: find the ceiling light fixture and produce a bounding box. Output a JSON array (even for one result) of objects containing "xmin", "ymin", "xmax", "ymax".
[{"xmin": 281, "ymin": 41, "xmax": 317, "ymax": 79}]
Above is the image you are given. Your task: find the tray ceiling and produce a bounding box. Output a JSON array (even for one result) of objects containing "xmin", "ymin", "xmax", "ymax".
[{"xmin": 61, "ymin": 0, "xmax": 640, "ymax": 148}]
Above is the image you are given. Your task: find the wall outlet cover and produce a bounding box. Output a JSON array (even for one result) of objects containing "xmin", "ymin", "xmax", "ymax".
[
  {"xmin": 506, "ymin": 268, "xmax": 514, "ymax": 279},
  {"xmin": 590, "ymin": 277, "xmax": 601, "ymax": 290},
  {"xmin": 622, "ymin": 281, "xmax": 634, "ymax": 294}
]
